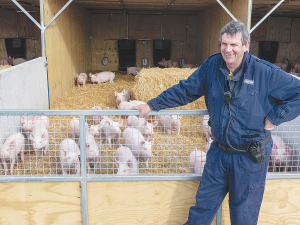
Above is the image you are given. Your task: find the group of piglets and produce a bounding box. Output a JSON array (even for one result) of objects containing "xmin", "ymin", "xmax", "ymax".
[
  {"xmin": 0, "ymin": 56, "xmax": 27, "ymax": 66},
  {"xmin": 158, "ymin": 58, "xmax": 199, "ymax": 69},
  {"xmin": 0, "ymin": 116, "xmax": 50, "ymax": 175},
  {"xmin": 76, "ymin": 71, "xmax": 115, "ymax": 87}
]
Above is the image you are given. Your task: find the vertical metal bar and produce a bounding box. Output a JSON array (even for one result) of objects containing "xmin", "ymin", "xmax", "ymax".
[
  {"xmin": 11, "ymin": 0, "xmax": 42, "ymax": 30},
  {"xmin": 79, "ymin": 115, "xmax": 88, "ymax": 225},
  {"xmin": 45, "ymin": 0, "xmax": 73, "ymax": 29},
  {"xmin": 81, "ymin": 181, "xmax": 89, "ymax": 225},
  {"xmin": 249, "ymin": 0, "xmax": 285, "ymax": 34},
  {"xmin": 216, "ymin": 0, "xmax": 237, "ymax": 21},
  {"xmin": 247, "ymin": 0, "xmax": 253, "ymax": 30},
  {"xmin": 40, "ymin": 0, "xmax": 46, "ymax": 57},
  {"xmin": 216, "ymin": 205, "xmax": 222, "ymax": 225}
]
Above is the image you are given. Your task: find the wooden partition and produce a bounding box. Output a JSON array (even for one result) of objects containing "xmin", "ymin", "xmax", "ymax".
[{"xmin": 44, "ymin": 0, "xmax": 91, "ymax": 108}]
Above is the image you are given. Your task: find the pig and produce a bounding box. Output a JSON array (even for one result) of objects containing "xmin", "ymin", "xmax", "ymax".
[
  {"xmin": 274, "ymin": 63, "xmax": 287, "ymax": 71},
  {"xmin": 0, "ymin": 133, "xmax": 25, "ymax": 175},
  {"xmin": 127, "ymin": 115, "xmax": 158, "ymax": 138},
  {"xmin": 115, "ymin": 89, "xmax": 131, "ymax": 107},
  {"xmin": 270, "ymin": 135, "xmax": 292, "ymax": 172},
  {"xmin": 293, "ymin": 63, "xmax": 300, "ymax": 73},
  {"xmin": 127, "ymin": 67, "xmax": 142, "ymax": 75},
  {"xmin": 99, "ymin": 118, "xmax": 123, "ymax": 147},
  {"xmin": 29, "ymin": 124, "xmax": 49, "ymax": 156},
  {"xmin": 70, "ymin": 117, "xmax": 100, "ymax": 138},
  {"xmin": 59, "ymin": 139, "xmax": 81, "ymax": 175},
  {"xmin": 188, "ymin": 148, "xmax": 207, "ymax": 173},
  {"xmin": 0, "ymin": 59, "xmax": 9, "ymax": 66},
  {"xmin": 91, "ymin": 106, "xmax": 110, "ymax": 125},
  {"xmin": 182, "ymin": 63, "xmax": 199, "ymax": 68},
  {"xmin": 21, "ymin": 116, "xmax": 35, "ymax": 134},
  {"xmin": 12, "ymin": 58, "xmax": 27, "ymax": 66},
  {"xmin": 156, "ymin": 115, "xmax": 183, "ymax": 135},
  {"xmin": 84, "ymin": 133, "xmax": 101, "ymax": 172},
  {"xmin": 89, "ymin": 71, "xmax": 115, "ymax": 84},
  {"xmin": 158, "ymin": 58, "xmax": 173, "ymax": 68},
  {"xmin": 289, "ymin": 69, "xmax": 300, "ymax": 77},
  {"xmin": 6, "ymin": 56, "xmax": 14, "ymax": 65},
  {"xmin": 21, "ymin": 116, "xmax": 49, "ymax": 134},
  {"xmin": 117, "ymin": 101, "xmax": 137, "ymax": 110},
  {"xmin": 76, "ymin": 73, "xmax": 87, "ymax": 87},
  {"xmin": 172, "ymin": 61, "xmax": 178, "ymax": 68},
  {"xmin": 122, "ymin": 128, "xmax": 154, "ymax": 168},
  {"xmin": 114, "ymin": 146, "xmax": 139, "ymax": 175},
  {"xmin": 202, "ymin": 115, "xmax": 212, "ymax": 142}
]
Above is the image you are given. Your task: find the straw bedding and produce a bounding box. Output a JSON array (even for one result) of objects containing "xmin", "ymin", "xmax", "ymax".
[{"xmin": 3, "ymin": 68, "xmax": 210, "ymax": 175}]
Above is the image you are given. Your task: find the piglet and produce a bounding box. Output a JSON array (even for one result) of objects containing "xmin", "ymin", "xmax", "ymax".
[
  {"xmin": 84, "ymin": 133, "xmax": 101, "ymax": 172},
  {"xmin": 89, "ymin": 71, "xmax": 115, "ymax": 84},
  {"xmin": 156, "ymin": 115, "xmax": 183, "ymax": 135},
  {"xmin": 70, "ymin": 117, "xmax": 100, "ymax": 138},
  {"xmin": 0, "ymin": 133, "xmax": 25, "ymax": 175},
  {"xmin": 29, "ymin": 124, "xmax": 49, "ymax": 156},
  {"xmin": 114, "ymin": 146, "xmax": 139, "ymax": 175},
  {"xmin": 100, "ymin": 118, "xmax": 123, "ymax": 147},
  {"xmin": 12, "ymin": 58, "xmax": 27, "ymax": 66},
  {"xmin": 0, "ymin": 59, "xmax": 9, "ymax": 66},
  {"xmin": 115, "ymin": 89, "xmax": 131, "ymax": 107},
  {"xmin": 270, "ymin": 135, "xmax": 292, "ymax": 172},
  {"xmin": 127, "ymin": 115, "xmax": 158, "ymax": 138},
  {"xmin": 127, "ymin": 67, "xmax": 142, "ymax": 76},
  {"xmin": 182, "ymin": 63, "xmax": 199, "ymax": 68},
  {"xmin": 76, "ymin": 73, "xmax": 87, "ymax": 87},
  {"xmin": 188, "ymin": 148, "xmax": 207, "ymax": 173},
  {"xmin": 158, "ymin": 58, "xmax": 173, "ymax": 68},
  {"xmin": 91, "ymin": 106, "xmax": 110, "ymax": 125},
  {"xmin": 202, "ymin": 115, "xmax": 212, "ymax": 142},
  {"xmin": 274, "ymin": 63, "xmax": 287, "ymax": 71},
  {"xmin": 118, "ymin": 101, "xmax": 137, "ymax": 110},
  {"xmin": 122, "ymin": 128, "xmax": 154, "ymax": 168},
  {"xmin": 21, "ymin": 116, "xmax": 35, "ymax": 134},
  {"xmin": 59, "ymin": 139, "xmax": 81, "ymax": 175},
  {"xmin": 294, "ymin": 63, "xmax": 300, "ymax": 73}
]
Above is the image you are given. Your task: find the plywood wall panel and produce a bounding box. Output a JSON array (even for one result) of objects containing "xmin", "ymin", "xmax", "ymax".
[
  {"xmin": 88, "ymin": 181, "xmax": 217, "ymax": 225},
  {"xmin": 26, "ymin": 39, "xmax": 42, "ymax": 60},
  {"xmin": 249, "ymin": 41, "xmax": 259, "ymax": 57},
  {"xmin": 0, "ymin": 182, "xmax": 82, "ymax": 225},
  {"xmin": 17, "ymin": 12, "xmax": 40, "ymax": 38},
  {"xmin": 0, "ymin": 9, "xmax": 17, "ymax": 38},
  {"xmin": 222, "ymin": 179, "xmax": 300, "ymax": 224},
  {"xmin": 267, "ymin": 17, "xmax": 292, "ymax": 42},
  {"xmin": 275, "ymin": 42, "xmax": 290, "ymax": 63},
  {"xmin": 136, "ymin": 40, "xmax": 153, "ymax": 68},
  {"xmin": 163, "ymin": 15, "xmax": 187, "ymax": 41},
  {"xmin": 129, "ymin": 15, "xmax": 161, "ymax": 39},
  {"xmin": 251, "ymin": 18, "xmax": 268, "ymax": 41},
  {"xmin": 0, "ymin": 39, "xmax": 7, "ymax": 59},
  {"xmin": 291, "ymin": 18, "xmax": 300, "ymax": 43},
  {"xmin": 44, "ymin": 0, "xmax": 91, "ymax": 107}
]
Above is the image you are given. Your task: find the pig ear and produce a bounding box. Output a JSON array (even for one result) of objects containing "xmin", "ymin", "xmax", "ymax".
[
  {"xmin": 143, "ymin": 121, "xmax": 147, "ymax": 126},
  {"xmin": 105, "ymin": 121, "xmax": 111, "ymax": 126},
  {"xmin": 122, "ymin": 90, "xmax": 126, "ymax": 95},
  {"xmin": 127, "ymin": 159, "xmax": 133, "ymax": 168},
  {"xmin": 115, "ymin": 159, "xmax": 120, "ymax": 168},
  {"xmin": 178, "ymin": 115, "xmax": 183, "ymax": 119},
  {"xmin": 139, "ymin": 140, "xmax": 145, "ymax": 147},
  {"xmin": 115, "ymin": 91, "xmax": 118, "ymax": 96},
  {"xmin": 61, "ymin": 150, "xmax": 67, "ymax": 157},
  {"xmin": 153, "ymin": 121, "xmax": 158, "ymax": 127},
  {"xmin": 119, "ymin": 120, "xmax": 123, "ymax": 126},
  {"xmin": 30, "ymin": 133, "xmax": 34, "ymax": 139},
  {"xmin": 42, "ymin": 133, "xmax": 47, "ymax": 139},
  {"xmin": 9, "ymin": 140, "xmax": 16, "ymax": 149},
  {"xmin": 286, "ymin": 146, "xmax": 292, "ymax": 154}
]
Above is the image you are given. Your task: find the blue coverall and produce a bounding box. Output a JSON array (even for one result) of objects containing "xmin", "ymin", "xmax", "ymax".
[{"xmin": 147, "ymin": 52, "xmax": 300, "ymax": 225}]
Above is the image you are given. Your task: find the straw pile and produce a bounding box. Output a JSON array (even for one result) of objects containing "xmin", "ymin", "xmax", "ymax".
[
  {"xmin": 0, "ymin": 65, "xmax": 11, "ymax": 71},
  {"xmin": 3, "ymin": 68, "xmax": 209, "ymax": 175}
]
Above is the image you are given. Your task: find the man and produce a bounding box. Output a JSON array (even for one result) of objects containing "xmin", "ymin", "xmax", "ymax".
[{"xmin": 133, "ymin": 20, "xmax": 300, "ymax": 224}]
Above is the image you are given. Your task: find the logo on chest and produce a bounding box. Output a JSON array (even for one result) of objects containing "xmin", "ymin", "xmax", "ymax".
[{"xmin": 244, "ymin": 79, "xmax": 254, "ymax": 85}]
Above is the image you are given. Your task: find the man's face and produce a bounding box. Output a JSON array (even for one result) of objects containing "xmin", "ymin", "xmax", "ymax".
[{"xmin": 220, "ymin": 32, "xmax": 249, "ymax": 69}]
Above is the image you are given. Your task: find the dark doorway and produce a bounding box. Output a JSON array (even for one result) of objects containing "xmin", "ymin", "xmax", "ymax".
[
  {"xmin": 5, "ymin": 38, "xmax": 26, "ymax": 59},
  {"xmin": 259, "ymin": 41, "xmax": 279, "ymax": 63},
  {"xmin": 118, "ymin": 39, "xmax": 136, "ymax": 71},
  {"xmin": 153, "ymin": 39, "xmax": 171, "ymax": 67}
]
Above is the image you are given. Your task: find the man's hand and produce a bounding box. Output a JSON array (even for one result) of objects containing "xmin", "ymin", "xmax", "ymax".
[
  {"xmin": 264, "ymin": 117, "xmax": 275, "ymax": 130},
  {"xmin": 131, "ymin": 104, "xmax": 152, "ymax": 118}
]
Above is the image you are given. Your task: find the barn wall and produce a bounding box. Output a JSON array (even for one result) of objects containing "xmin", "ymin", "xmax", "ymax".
[
  {"xmin": 201, "ymin": 0, "xmax": 249, "ymax": 60},
  {"xmin": 44, "ymin": 0, "xmax": 92, "ymax": 108},
  {"xmin": 250, "ymin": 17, "xmax": 300, "ymax": 63},
  {"xmin": 0, "ymin": 8, "xmax": 41, "ymax": 60},
  {"xmin": 91, "ymin": 13, "xmax": 202, "ymax": 70}
]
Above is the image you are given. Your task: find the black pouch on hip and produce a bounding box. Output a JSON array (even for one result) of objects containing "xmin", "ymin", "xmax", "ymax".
[{"xmin": 248, "ymin": 141, "xmax": 266, "ymax": 163}]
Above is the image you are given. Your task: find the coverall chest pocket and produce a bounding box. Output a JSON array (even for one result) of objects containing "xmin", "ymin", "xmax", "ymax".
[{"xmin": 237, "ymin": 90, "xmax": 266, "ymax": 131}]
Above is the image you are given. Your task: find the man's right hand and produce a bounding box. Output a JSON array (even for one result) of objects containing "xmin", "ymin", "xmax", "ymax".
[{"xmin": 131, "ymin": 104, "xmax": 152, "ymax": 118}]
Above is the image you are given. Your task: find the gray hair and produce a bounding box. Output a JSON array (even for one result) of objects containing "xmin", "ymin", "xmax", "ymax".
[{"xmin": 219, "ymin": 20, "xmax": 250, "ymax": 45}]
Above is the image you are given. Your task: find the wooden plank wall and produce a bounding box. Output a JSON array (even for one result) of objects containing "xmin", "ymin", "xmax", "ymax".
[
  {"xmin": 91, "ymin": 13, "xmax": 201, "ymax": 71},
  {"xmin": 201, "ymin": 0, "xmax": 249, "ymax": 60},
  {"xmin": 44, "ymin": 0, "xmax": 92, "ymax": 108},
  {"xmin": 250, "ymin": 17, "xmax": 300, "ymax": 63},
  {"xmin": 0, "ymin": 8, "xmax": 40, "ymax": 60}
]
